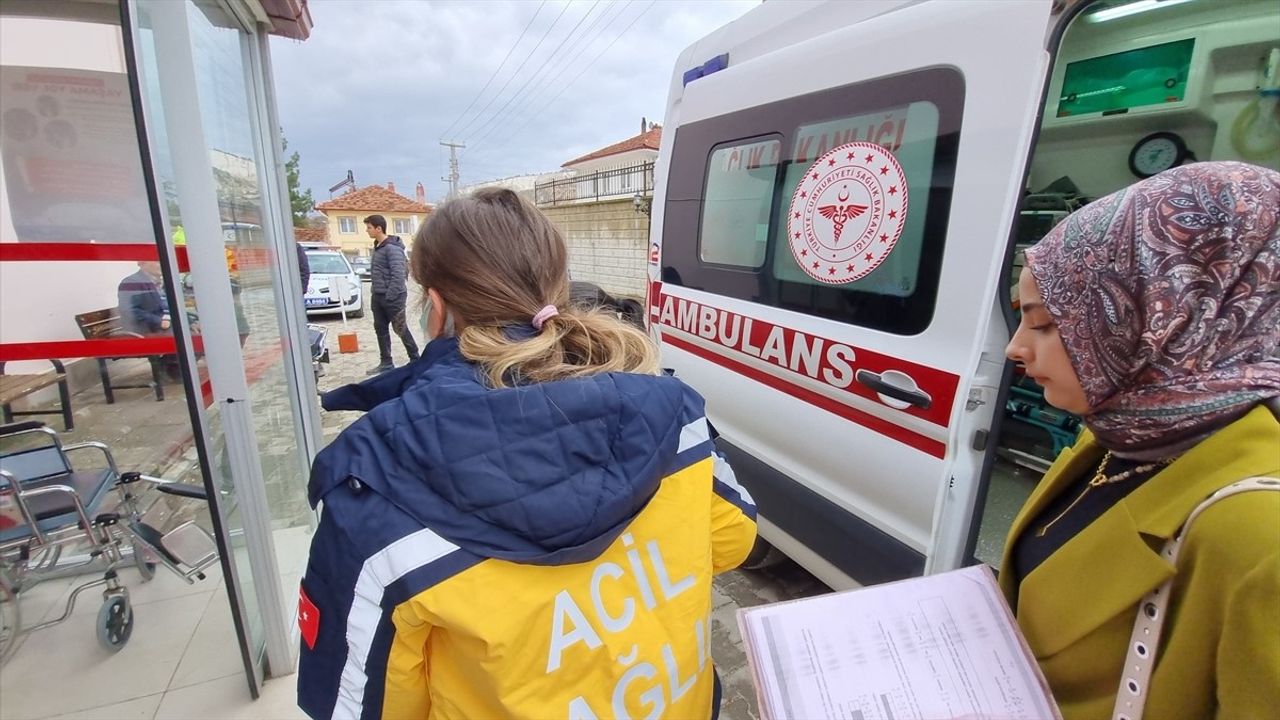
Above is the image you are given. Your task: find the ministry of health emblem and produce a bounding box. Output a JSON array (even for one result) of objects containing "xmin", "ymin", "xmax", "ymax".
[{"xmin": 786, "ymin": 141, "xmax": 909, "ymax": 285}]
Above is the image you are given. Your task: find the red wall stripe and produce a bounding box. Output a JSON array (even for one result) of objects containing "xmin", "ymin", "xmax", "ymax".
[
  {"xmin": 0, "ymin": 243, "xmax": 190, "ymax": 272},
  {"xmin": 663, "ymin": 333, "xmax": 947, "ymax": 459},
  {"xmin": 0, "ymin": 336, "xmax": 212, "ymax": 362}
]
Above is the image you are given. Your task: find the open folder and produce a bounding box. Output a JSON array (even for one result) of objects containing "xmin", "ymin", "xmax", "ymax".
[{"xmin": 738, "ymin": 565, "xmax": 1061, "ymax": 720}]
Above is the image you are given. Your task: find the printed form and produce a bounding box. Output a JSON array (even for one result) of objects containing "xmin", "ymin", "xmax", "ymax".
[{"xmin": 738, "ymin": 566, "xmax": 1060, "ymax": 720}]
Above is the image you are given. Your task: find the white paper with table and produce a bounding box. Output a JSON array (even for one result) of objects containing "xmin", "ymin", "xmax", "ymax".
[{"xmin": 738, "ymin": 565, "xmax": 1060, "ymax": 720}]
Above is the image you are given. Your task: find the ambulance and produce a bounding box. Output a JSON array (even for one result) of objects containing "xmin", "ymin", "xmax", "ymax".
[{"xmin": 646, "ymin": 0, "xmax": 1280, "ymax": 590}]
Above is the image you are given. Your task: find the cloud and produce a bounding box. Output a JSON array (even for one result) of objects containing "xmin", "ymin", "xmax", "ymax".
[{"xmin": 270, "ymin": 0, "xmax": 758, "ymax": 205}]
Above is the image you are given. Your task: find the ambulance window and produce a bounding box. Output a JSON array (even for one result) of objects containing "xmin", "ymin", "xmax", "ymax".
[
  {"xmin": 663, "ymin": 66, "xmax": 963, "ymax": 336},
  {"xmin": 700, "ymin": 137, "xmax": 782, "ymax": 268}
]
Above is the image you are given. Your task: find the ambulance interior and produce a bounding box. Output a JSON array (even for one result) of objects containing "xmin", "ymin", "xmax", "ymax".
[{"xmin": 972, "ymin": 0, "xmax": 1280, "ymax": 565}]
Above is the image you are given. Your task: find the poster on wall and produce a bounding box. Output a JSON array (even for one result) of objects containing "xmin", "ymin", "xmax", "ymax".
[{"xmin": 0, "ymin": 65, "xmax": 153, "ymax": 243}]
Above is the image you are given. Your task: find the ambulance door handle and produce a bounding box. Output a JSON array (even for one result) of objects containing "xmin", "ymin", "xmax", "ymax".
[{"xmin": 856, "ymin": 369, "xmax": 932, "ymax": 410}]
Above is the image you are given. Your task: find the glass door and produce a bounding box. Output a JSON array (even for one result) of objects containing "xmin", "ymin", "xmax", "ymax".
[{"xmin": 129, "ymin": 0, "xmax": 317, "ymax": 686}]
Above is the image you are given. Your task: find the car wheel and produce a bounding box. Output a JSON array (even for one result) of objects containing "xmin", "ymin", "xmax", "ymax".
[{"xmin": 741, "ymin": 538, "xmax": 787, "ymax": 570}]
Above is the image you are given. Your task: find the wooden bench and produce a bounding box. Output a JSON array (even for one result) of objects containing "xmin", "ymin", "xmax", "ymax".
[
  {"xmin": 74, "ymin": 308, "xmax": 165, "ymax": 404},
  {"xmin": 0, "ymin": 360, "xmax": 73, "ymax": 430}
]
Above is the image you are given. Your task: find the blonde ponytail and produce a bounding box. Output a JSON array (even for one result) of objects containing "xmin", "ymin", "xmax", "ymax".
[
  {"xmin": 411, "ymin": 187, "xmax": 661, "ymax": 388},
  {"xmin": 458, "ymin": 306, "xmax": 660, "ymax": 388}
]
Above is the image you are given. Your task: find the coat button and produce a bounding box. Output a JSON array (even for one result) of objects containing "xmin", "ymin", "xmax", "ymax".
[{"xmin": 348, "ymin": 478, "xmax": 363, "ymax": 492}]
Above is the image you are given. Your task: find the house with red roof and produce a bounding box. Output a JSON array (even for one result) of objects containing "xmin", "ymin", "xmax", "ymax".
[
  {"xmin": 314, "ymin": 181, "xmax": 432, "ymax": 257},
  {"xmin": 526, "ymin": 120, "xmax": 664, "ymax": 301},
  {"xmin": 562, "ymin": 121, "xmax": 662, "ymax": 174},
  {"xmin": 537, "ymin": 120, "xmax": 661, "ymax": 208}
]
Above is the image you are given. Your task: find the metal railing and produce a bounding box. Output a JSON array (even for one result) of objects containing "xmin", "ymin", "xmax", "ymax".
[{"xmin": 535, "ymin": 162, "xmax": 654, "ymax": 207}]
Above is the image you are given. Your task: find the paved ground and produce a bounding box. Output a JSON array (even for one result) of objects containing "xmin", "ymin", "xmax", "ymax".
[
  {"xmin": 310, "ymin": 300, "xmax": 831, "ymax": 720},
  {"xmin": 2, "ymin": 287, "xmax": 831, "ymax": 717}
]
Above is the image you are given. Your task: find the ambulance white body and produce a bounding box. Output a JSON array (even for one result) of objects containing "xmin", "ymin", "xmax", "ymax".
[{"xmin": 647, "ymin": 0, "xmax": 1280, "ymax": 589}]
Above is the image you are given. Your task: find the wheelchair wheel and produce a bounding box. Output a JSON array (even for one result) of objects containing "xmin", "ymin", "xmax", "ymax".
[{"xmin": 96, "ymin": 594, "xmax": 133, "ymax": 652}]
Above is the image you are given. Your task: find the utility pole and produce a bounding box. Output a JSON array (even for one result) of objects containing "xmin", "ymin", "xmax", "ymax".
[{"xmin": 440, "ymin": 140, "xmax": 465, "ymax": 199}]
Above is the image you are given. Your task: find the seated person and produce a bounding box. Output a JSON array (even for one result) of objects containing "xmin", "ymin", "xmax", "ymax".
[
  {"xmin": 118, "ymin": 260, "xmax": 180, "ymax": 378},
  {"xmin": 117, "ymin": 260, "xmax": 170, "ymax": 335}
]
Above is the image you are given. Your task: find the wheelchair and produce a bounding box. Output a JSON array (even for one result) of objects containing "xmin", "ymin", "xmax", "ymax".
[
  {"xmin": 309, "ymin": 322, "xmax": 330, "ymax": 382},
  {"xmin": 0, "ymin": 421, "xmax": 219, "ymax": 662}
]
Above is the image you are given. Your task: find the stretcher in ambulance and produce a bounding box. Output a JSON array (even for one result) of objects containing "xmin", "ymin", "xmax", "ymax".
[{"xmin": 647, "ymin": 0, "xmax": 1280, "ymax": 590}]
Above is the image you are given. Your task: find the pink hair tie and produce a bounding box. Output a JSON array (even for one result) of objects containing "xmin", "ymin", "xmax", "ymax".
[{"xmin": 531, "ymin": 304, "xmax": 559, "ymax": 330}]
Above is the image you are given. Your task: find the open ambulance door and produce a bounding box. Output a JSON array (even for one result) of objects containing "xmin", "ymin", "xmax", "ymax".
[{"xmin": 649, "ymin": 0, "xmax": 1057, "ymax": 588}]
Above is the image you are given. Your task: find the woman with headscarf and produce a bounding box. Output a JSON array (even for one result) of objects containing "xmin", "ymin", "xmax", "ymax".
[{"xmin": 1002, "ymin": 161, "xmax": 1280, "ymax": 719}]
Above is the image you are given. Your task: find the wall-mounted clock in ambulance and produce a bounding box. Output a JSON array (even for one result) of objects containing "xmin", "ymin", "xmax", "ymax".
[{"xmin": 1128, "ymin": 131, "xmax": 1190, "ymax": 179}]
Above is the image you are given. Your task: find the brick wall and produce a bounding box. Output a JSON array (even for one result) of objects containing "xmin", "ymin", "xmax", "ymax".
[{"xmin": 542, "ymin": 198, "xmax": 649, "ymax": 300}]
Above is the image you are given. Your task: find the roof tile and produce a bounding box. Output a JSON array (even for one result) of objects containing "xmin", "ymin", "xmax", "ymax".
[
  {"xmin": 293, "ymin": 226, "xmax": 328, "ymax": 242},
  {"xmin": 563, "ymin": 126, "xmax": 662, "ymax": 168},
  {"xmin": 315, "ymin": 185, "xmax": 432, "ymax": 213}
]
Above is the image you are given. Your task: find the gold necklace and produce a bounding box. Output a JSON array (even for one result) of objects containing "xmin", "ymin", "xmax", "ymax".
[{"xmin": 1036, "ymin": 451, "xmax": 1170, "ymax": 538}]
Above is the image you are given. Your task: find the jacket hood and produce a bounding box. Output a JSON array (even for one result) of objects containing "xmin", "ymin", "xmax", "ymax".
[{"xmin": 312, "ymin": 339, "xmax": 698, "ymax": 565}]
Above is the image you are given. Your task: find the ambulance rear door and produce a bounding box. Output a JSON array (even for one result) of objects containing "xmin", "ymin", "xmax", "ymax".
[{"xmin": 649, "ymin": 0, "xmax": 1055, "ymax": 588}]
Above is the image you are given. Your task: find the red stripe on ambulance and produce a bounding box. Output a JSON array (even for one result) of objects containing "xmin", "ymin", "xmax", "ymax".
[
  {"xmin": 663, "ymin": 333, "xmax": 946, "ymax": 459},
  {"xmin": 651, "ymin": 285, "xmax": 958, "ymax": 456}
]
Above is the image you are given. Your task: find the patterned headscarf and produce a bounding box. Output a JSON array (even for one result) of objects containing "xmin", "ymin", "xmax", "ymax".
[{"xmin": 1025, "ymin": 162, "xmax": 1280, "ymax": 459}]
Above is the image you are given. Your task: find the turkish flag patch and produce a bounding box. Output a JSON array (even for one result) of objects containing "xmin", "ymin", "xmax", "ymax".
[{"xmin": 299, "ymin": 584, "xmax": 320, "ymax": 650}]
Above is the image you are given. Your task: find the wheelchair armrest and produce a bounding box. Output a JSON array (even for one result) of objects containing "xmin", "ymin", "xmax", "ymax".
[
  {"xmin": 0, "ymin": 421, "xmax": 49, "ymax": 437},
  {"xmin": 61, "ymin": 442, "xmax": 120, "ymax": 475},
  {"xmin": 155, "ymin": 483, "xmax": 208, "ymax": 500},
  {"xmin": 12, "ymin": 482, "xmax": 94, "ymax": 542}
]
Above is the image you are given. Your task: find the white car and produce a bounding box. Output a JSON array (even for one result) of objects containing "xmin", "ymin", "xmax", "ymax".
[{"xmin": 303, "ymin": 249, "xmax": 363, "ymax": 318}]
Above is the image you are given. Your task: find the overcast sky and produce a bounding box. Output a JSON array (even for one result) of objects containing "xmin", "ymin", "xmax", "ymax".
[{"xmin": 270, "ymin": 0, "xmax": 758, "ymax": 206}]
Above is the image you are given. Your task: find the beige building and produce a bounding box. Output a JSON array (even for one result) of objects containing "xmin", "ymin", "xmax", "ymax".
[{"xmin": 314, "ymin": 182, "xmax": 432, "ymax": 257}]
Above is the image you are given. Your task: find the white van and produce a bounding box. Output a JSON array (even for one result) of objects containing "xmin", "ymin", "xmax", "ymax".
[{"xmin": 647, "ymin": 0, "xmax": 1280, "ymax": 590}]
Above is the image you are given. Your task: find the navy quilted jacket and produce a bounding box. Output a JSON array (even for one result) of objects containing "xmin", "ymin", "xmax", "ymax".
[
  {"xmin": 300, "ymin": 337, "xmax": 757, "ymax": 719},
  {"xmin": 369, "ymin": 235, "xmax": 408, "ymax": 303}
]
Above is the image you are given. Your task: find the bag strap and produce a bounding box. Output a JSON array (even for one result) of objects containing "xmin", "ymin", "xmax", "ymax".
[{"xmin": 1112, "ymin": 476, "xmax": 1280, "ymax": 720}]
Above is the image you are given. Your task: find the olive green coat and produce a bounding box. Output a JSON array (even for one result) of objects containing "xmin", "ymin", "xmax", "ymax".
[{"xmin": 999, "ymin": 405, "xmax": 1280, "ymax": 719}]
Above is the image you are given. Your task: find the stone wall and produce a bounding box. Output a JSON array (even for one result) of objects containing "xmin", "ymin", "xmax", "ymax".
[{"xmin": 542, "ymin": 198, "xmax": 649, "ymax": 300}]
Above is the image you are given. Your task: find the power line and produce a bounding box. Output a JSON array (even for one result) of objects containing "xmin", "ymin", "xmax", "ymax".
[
  {"xmin": 453, "ymin": 0, "xmax": 573, "ymax": 140},
  {"xmin": 440, "ymin": 0, "xmax": 548, "ymax": 141},
  {"xmin": 463, "ymin": 1, "xmax": 605, "ymax": 151},
  {"xmin": 463, "ymin": 0, "xmax": 604, "ymax": 147},
  {"xmin": 539, "ymin": 0, "xmax": 657, "ymax": 113},
  {"xmin": 467, "ymin": 0, "xmax": 631, "ymax": 153},
  {"xmin": 500, "ymin": 0, "xmax": 623, "ymax": 125},
  {"xmin": 468, "ymin": 1, "xmax": 632, "ymax": 154},
  {"xmin": 504, "ymin": 1, "xmax": 658, "ymax": 151}
]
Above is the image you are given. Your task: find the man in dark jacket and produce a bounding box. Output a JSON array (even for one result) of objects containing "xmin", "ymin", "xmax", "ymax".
[
  {"xmin": 296, "ymin": 240, "xmax": 311, "ymax": 295},
  {"xmin": 118, "ymin": 259, "xmax": 181, "ymax": 378},
  {"xmin": 365, "ymin": 214, "xmax": 419, "ymax": 374},
  {"xmin": 118, "ymin": 260, "xmax": 169, "ymax": 335}
]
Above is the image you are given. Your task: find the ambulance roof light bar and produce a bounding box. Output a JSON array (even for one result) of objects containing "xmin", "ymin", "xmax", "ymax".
[
  {"xmin": 1087, "ymin": 0, "xmax": 1194, "ymax": 23},
  {"xmin": 683, "ymin": 53, "xmax": 729, "ymax": 87}
]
